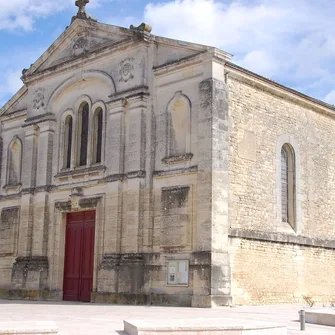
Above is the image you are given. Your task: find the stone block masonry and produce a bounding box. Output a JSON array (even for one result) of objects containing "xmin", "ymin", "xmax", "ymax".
[
  {"xmin": 1, "ymin": 15, "xmax": 335, "ymax": 307},
  {"xmin": 227, "ymin": 69, "xmax": 335, "ymax": 305}
]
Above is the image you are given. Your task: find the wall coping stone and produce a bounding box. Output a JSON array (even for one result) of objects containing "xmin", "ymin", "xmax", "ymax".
[{"xmin": 229, "ymin": 228, "xmax": 335, "ymax": 250}]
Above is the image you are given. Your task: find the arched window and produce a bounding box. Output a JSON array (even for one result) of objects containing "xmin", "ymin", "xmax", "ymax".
[
  {"xmin": 281, "ymin": 144, "xmax": 295, "ymax": 225},
  {"xmin": 93, "ymin": 107, "xmax": 103, "ymax": 164},
  {"xmin": 78, "ymin": 102, "xmax": 89, "ymax": 166},
  {"xmin": 63, "ymin": 115, "xmax": 73, "ymax": 169},
  {"xmin": 168, "ymin": 92, "xmax": 191, "ymax": 157},
  {"xmin": 7, "ymin": 138, "xmax": 22, "ymax": 186}
]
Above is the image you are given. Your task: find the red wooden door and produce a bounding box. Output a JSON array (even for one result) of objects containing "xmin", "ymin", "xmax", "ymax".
[{"xmin": 63, "ymin": 211, "xmax": 95, "ymax": 302}]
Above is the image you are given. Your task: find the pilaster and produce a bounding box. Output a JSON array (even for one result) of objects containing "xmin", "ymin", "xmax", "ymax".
[
  {"xmin": 106, "ymin": 100, "xmax": 124, "ymax": 175},
  {"xmin": 36, "ymin": 120, "xmax": 56, "ymax": 187},
  {"xmin": 192, "ymin": 76, "xmax": 231, "ymax": 307},
  {"xmin": 17, "ymin": 124, "xmax": 39, "ymax": 257},
  {"xmin": 21, "ymin": 124, "xmax": 39, "ymax": 190}
]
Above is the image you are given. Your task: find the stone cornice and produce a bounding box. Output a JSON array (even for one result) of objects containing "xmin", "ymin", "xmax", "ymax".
[
  {"xmin": 226, "ymin": 62, "xmax": 335, "ymax": 118},
  {"xmin": 154, "ymin": 165, "xmax": 198, "ymax": 178},
  {"xmin": 22, "ymin": 113, "xmax": 57, "ymax": 127},
  {"xmin": 104, "ymin": 170, "xmax": 146, "ymax": 182},
  {"xmin": 55, "ymin": 200, "xmax": 72, "ymax": 211},
  {"xmin": 54, "ymin": 165, "xmax": 106, "ymax": 179},
  {"xmin": 162, "ymin": 153, "xmax": 193, "ymax": 165},
  {"xmin": 0, "ymin": 171, "xmax": 147, "ymax": 202},
  {"xmin": 229, "ymin": 228, "xmax": 335, "ymax": 250},
  {"xmin": 0, "ymin": 109, "xmax": 27, "ymax": 123},
  {"xmin": 13, "ymin": 256, "xmax": 49, "ymax": 271},
  {"xmin": 107, "ymin": 86, "xmax": 150, "ymax": 112}
]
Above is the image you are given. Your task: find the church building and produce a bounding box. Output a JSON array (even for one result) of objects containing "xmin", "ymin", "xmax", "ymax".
[{"xmin": 0, "ymin": 1, "xmax": 335, "ymax": 307}]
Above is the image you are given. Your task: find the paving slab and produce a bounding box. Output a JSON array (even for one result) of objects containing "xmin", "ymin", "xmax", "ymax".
[
  {"xmin": 124, "ymin": 318, "xmax": 287, "ymax": 335},
  {"xmin": 0, "ymin": 300, "xmax": 334, "ymax": 335},
  {"xmin": 0, "ymin": 321, "xmax": 58, "ymax": 334}
]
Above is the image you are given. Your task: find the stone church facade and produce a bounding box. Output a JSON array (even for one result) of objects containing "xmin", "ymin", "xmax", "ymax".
[{"xmin": 1, "ymin": 8, "xmax": 335, "ymax": 308}]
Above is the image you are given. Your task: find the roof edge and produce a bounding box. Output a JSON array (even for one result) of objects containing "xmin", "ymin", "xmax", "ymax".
[
  {"xmin": 226, "ymin": 62, "xmax": 335, "ymax": 116},
  {"xmin": 0, "ymin": 86, "xmax": 28, "ymax": 117}
]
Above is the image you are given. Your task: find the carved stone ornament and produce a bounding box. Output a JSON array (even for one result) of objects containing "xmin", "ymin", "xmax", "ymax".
[
  {"xmin": 72, "ymin": 36, "xmax": 89, "ymax": 56},
  {"xmin": 130, "ymin": 22, "xmax": 152, "ymax": 33},
  {"xmin": 71, "ymin": 187, "xmax": 83, "ymax": 197},
  {"xmin": 119, "ymin": 58, "xmax": 135, "ymax": 83},
  {"xmin": 32, "ymin": 88, "xmax": 45, "ymax": 111}
]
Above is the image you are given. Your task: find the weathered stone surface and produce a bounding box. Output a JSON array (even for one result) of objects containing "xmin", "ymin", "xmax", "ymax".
[
  {"xmin": 0, "ymin": 207, "xmax": 20, "ymax": 255},
  {"xmin": 11, "ymin": 256, "xmax": 49, "ymax": 291},
  {"xmin": 0, "ymin": 12, "xmax": 334, "ymax": 308}
]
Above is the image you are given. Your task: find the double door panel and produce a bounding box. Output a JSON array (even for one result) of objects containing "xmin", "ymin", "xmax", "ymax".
[{"xmin": 63, "ymin": 211, "xmax": 95, "ymax": 302}]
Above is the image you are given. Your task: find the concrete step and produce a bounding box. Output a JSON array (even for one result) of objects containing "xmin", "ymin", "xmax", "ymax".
[
  {"xmin": 124, "ymin": 318, "xmax": 287, "ymax": 335},
  {"xmin": 0, "ymin": 321, "xmax": 58, "ymax": 334}
]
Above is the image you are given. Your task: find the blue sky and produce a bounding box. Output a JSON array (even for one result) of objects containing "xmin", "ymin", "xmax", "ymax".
[{"xmin": 1, "ymin": 0, "xmax": 335, "ymax": 108}]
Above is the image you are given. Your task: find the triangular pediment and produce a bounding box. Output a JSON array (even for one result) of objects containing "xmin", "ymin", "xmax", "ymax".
[
  {"xmin": 0, "ymin": 86, "xmax": 28, "ymax": 118},
  {"xmin": 24, "ymin": 20, "xmax": 135, "ymax": 77}
]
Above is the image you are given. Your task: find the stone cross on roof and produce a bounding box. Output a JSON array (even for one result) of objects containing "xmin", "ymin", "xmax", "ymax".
[
  {"xmin": 72, "ymin": 0, "xmax": 97, "ymax": 23},
  {"xmin": 75, "ymin": 0, "xmax": 89, "ymax": 19}
]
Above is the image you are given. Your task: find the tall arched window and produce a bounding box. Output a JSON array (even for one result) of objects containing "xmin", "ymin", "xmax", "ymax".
[
  {"xmin": 93, "ymin": 107, "xmax": 103, "ymax": 164},
  {"xmin": 281, "ymin": 144, "xmax": 295, "ymax": 226},
  {"xmin": 7, "ymin": 138, "xmax": 22, "ymax": 186},
  {"xmin": 78, "ymin": 102, "xmax": 89, "ymax": 166},
  {"xmin": 63, "ymin": 115, "xmax": 73, "ymax": 169}
]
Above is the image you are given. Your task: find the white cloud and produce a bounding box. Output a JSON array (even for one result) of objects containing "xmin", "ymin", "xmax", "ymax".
[
  {"xmin": 238, "ymin": 50, "xmax": 277, "ymax": 78},
  {"xmin": 1, "ymin": 0, "xmax": 335, "ymax": 105},
  {"xmin": 0, "ymin": 0, "xmax": 69, "ymax": 30},
  {"xmin": 325, "ymin": 90, "xmax": 335, "ymax": 105},
  {"xmin": 0, "ymin": 47, "xmax": 45, "ymax": 106},
  {"xmin": 143, "ymin": 0, "xmax": 335, "ymax": 100},
  {"xmin": 0, "ymin": 0, "xmax": 105, "ymax": 31}
]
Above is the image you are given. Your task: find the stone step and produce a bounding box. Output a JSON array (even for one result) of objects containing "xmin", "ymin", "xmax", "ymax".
[
  {"xmin": 0, "ymin": 321, "xmax": 58, "ymax": 334},
  {"xmin": 124, "ymin": 318, "xmax": 287, "ymax": 335},
  {"xmin": 306, "ymin": 309, "xmax": 335, "ymax": 327}
]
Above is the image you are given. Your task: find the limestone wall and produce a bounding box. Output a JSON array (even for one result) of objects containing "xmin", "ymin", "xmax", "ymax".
[
  {"xmin": 230, "ymin": 237, "xmax": 335, "ymax": 305},
  {"xmin": 228, "ymin": 73, "xmax": 335, "ymax": 238},
  {"xmin": 228, "ymin": 70, "xmax": 335, "ymax": 305}
]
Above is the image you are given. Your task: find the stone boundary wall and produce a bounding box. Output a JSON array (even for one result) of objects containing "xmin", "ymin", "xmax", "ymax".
[{"xmin": 229, "ymin": 231, "xmax": 335, "ymax": 305}]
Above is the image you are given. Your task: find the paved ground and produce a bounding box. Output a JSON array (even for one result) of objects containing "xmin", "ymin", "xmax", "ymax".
[{"xmin": 0, "ymin": 300, "xmax": 334, "ymax": 334}]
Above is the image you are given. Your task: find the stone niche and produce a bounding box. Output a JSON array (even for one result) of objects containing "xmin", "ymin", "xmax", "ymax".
[
  {"xmin": 0, "ymin": 207, "xmax": 20, "ymax": 255},
  {"xmin": 161, "ymin": 186, "xmax": 191, "ymax": 250}
]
